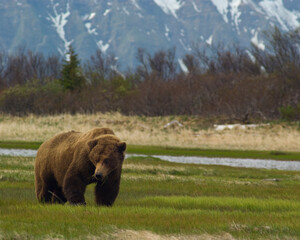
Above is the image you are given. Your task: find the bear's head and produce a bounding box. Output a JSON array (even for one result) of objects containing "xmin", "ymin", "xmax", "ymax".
[{"xmin": 88, "ymin": 135, "xmax": 126, "ymax": 181}]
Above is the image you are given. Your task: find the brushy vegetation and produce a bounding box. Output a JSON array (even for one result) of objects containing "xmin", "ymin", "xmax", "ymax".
[
  {"xmin": 1, "ymin": 154, "xmax": 300, "ymax": 239},
  {"xmin": 0, "ymin": 27, "xmax": 300, "ymax": 120}
]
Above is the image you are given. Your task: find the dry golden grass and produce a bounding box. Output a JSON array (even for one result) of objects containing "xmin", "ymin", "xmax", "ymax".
[
  {"xmin": 109, "ymin": 230, "xmax": 236, "ymax": 240},
  {"xmin": 0, "ymin": 112, "xmax": 299, "ymax": 151}
]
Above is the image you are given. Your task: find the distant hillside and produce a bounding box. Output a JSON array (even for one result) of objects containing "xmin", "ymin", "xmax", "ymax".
[{"xmin": 0, "ymin": 0, "xmax": 299, "ymax": 69}]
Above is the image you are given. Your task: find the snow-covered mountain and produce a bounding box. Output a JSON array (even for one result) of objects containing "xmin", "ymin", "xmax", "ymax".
[{"xmin": 0, "ymin": 0, "xmax": 299, "ymax": 69}]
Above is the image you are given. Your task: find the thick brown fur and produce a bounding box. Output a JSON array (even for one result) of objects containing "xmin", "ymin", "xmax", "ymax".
[{"xmin": 34, "ymin": 127, "xmax": 126, "ymax": 206}]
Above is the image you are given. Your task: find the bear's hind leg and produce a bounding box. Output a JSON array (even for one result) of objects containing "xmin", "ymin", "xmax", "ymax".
[
  {"xmin": 35, "ymin": 173, "xmax": 52, "ymax": 203},
  {"xmin": 37, "ymin": 182, "xmax": 53, "ymax": 203},
  {"xmin": 35, "ymin": 173, "xmax": 43, "ymax": 201},
  {"xmin": 36, "ymin": 174, "xmax": 57, "ymax": 203},
  {"xmin": 51, "ymin": 187, "xmax": 67, "ymax": 204}
]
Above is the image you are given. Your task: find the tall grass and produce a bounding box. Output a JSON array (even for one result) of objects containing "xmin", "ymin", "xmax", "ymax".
[
  {"xmin": 0, "ymin": 113, "xmax": 300, "ymax": 151},
  {"xmin": 1, "ymin": 155, "xmax": 300, "ymax": 239}
]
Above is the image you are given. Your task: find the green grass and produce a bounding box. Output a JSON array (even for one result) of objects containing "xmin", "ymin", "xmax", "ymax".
[
  {"xmin": 1, "ymin": 155, "xmax": 300, "ymax": 239},
  {"xmin": 0, "ymin": 140, "xmax": 41, "ymax": 150},
  {"xmin": 1, "ymin": 141, "xmax": 300, "ymax": 160}
]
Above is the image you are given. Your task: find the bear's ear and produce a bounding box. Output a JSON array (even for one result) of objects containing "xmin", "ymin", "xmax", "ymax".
[
  {"xmin": 117, "ymin": 142, "xmax": 126, "ymax": 153},
  {"xmin": 88, "ymin": 140, "xmax": 98, "ymax": 150}
]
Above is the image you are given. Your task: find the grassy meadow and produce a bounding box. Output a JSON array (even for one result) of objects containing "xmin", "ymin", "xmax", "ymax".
[
  {"xmin": 1, "ymin": 155, "xmax": 300, "ymax": 239},
  {"xmin": 0, "ymin": 113, "xmax": 300, "ymax": 239}
]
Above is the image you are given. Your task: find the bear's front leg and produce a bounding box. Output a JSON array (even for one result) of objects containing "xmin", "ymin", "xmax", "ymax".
[
  {"xmin": 63, "ymin": 174, "xmax": 87, "ymax": 205},
  {"xmin": 95, "ymin": 177, "xmax": 120, "ymax": 206}
]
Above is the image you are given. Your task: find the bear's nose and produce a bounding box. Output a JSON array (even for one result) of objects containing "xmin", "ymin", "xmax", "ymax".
[{"xmin": 95, "ymin": 172, "xmax": 103, "ymax": 180}]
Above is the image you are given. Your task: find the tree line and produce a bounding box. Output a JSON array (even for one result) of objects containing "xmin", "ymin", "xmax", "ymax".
[{"xmin": 0, "ymin": 27, "xmax": 299, "ymax": 121}]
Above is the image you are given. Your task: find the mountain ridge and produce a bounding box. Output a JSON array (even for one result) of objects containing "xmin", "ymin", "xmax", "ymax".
[{"xmin": 0, "ymin": 0, "xmax": 299, "ymax": 69}]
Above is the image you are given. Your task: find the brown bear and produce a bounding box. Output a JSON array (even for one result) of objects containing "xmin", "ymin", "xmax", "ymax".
[{"xmin": 34, "ymin": 127, "xmax": 126, "ymax": 206}]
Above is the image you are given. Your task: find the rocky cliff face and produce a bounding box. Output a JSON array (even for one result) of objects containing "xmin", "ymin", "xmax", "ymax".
[{"xmin": 0, "ymin": 0, "xmax": 299, "ymax": 69}]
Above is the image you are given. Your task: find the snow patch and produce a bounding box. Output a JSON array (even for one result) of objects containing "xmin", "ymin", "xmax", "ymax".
[
  {"xmin": 97, "ymin": 40, "xmax": 110, "ymax": 53},
  {"xmin": 206, "ymin": 35, "xmax": 213, "ymax": 45},
  {"xmin": 245, "ymin": 0, "xmax": 265, "ymax": 15},
  {"xmin": 179, "ymin": 39, "xmax": 191, "ymax": 51},
  {"xmin": 153, "ymin": 0, "xmax": 184, "ymax": 19},
  {"xmin": 48, "ymin": 2, "xmax": 73, "ymax": 55},
  {"xmin": 123, "ymin": 7, "xmax": 130, "ymax": 15},
  {"xmin": 88, "ymin": 12, "xmax": 96, "ymax": 20},
  {"xmin": 85, "ymin": 22, "xmax": 98, "ymax": 35},
  {"xmin": 178, "ymin": 58, "xmax": 188, "ymax": 73},
  {"xmin": 214, "ymin": 124, "xmax": 264, "ymax": 131},
  {"xmin": 83, "ymin": 12, "xmax": 97, "ymax": 21},
  {"xmin": 259, "ymin": 0, "xmax": 300, "ymax": 31},
  {"xmin": 210, "ymin": 0, "xmax": 229, "ymax": 23},
  {"xmin": 130, "ymin": 0, "xmax": 141, "ymax": 10},
  {"xmin": 164, "ymin": 120, "xmax": 183, "ymax": 128},
  {"xmin": 251, "ymin": 30, "xmax": 265, "ymax": 50},
  {"xmin": 246, "ymin": 50, "xmax": 255, "ymax": 62},
  {"xmin": 103, "ymin": 9, "xmax": 111, "ymax": 16},
  {"xmin": 192, "ymin": 1, "xmax": 201, "ymax": 13},
  {"xmin": 83, "ymin": 12, "xmax": 98, "ymax": 35},
  {"xmin": 165, "ymin": 25, "xmax": 170, "ymax": 41},
  {"xmin": 210, "ymin": 0, "xmax": 244, "ymax": 32},
  {"xmin": 230, "ymin": 0, "xmax": 242, "ymax": 34}
]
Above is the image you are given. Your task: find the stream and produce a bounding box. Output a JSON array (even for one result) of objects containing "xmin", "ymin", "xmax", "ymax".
[{"xmin": 0, "ymin": 148, "xmax": 300, "ymax": 171}]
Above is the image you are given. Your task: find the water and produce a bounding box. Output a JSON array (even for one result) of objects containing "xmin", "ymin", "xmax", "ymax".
[
  {"xmin": 0, "ymin": 148, "xmax": 37, "ymax": 157},
  {"xmin": 148, "ymin": 155, "xmax": 300, "ymax": 171},
  {"xmin": 1, "ymin": 149, "xmax": 300, "ymax": 171}
]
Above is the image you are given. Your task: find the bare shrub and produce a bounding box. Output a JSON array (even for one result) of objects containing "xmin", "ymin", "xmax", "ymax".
[{"xmin": 0, "ymin": 27, "xmax": 299, "ymax": 120}]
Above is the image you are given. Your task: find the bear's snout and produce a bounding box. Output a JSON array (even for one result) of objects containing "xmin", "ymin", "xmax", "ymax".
[
  {"xmin": 94, "ymin": 162, "xmax": 109, "ymax": 180},
  {"xmin": 95, "ymin": 172, "xmax": 103, "ymax": 180}
]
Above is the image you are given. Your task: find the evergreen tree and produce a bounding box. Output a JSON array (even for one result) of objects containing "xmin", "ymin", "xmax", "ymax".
[{"xmin": 60, "ymin": 46, "xmax": 85, "ymax": 91}]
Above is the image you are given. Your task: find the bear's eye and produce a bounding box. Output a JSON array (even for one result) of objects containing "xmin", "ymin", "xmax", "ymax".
[{"xmin": 103, "ymin": 159, "xmax": 109, "ymax": 165}]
